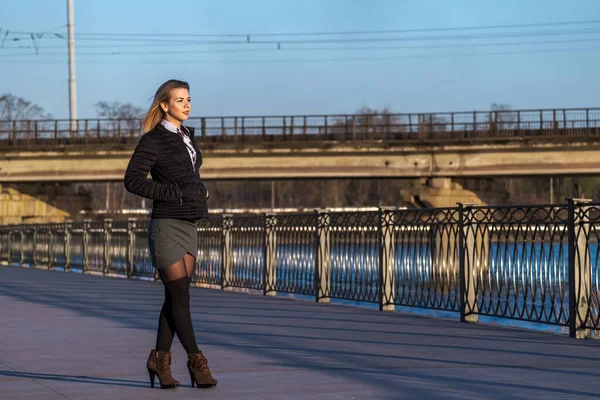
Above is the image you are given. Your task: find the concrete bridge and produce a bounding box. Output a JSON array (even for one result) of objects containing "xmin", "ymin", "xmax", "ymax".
[
  {"xmin": 0, "ymin": 107, "xmax": 598, "ymax": 221},
  {"xmin": 2, "ymin": 265, "xmax": 600, "ymax": 399}
]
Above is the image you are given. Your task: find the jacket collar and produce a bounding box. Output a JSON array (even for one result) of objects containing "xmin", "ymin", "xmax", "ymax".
[{"xmin": 154, "ymin": 123, "xmax": 201, "ymax": 169}]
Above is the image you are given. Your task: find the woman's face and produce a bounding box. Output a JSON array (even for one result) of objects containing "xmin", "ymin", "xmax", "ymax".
[{"xmin": 162, "ymin": 87, "xmax": 191, "ymax": 123}]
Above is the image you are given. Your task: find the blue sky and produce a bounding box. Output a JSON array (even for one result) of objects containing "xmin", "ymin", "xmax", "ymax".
[{"xmin": 1, "ymin": 0, "xmax": 599, "ymax": 119}]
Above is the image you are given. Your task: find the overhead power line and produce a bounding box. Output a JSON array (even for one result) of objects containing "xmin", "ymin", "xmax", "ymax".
[
  {"xmin": 2, "ymin": 37, "xmax": 600, "ymax": 58},
  {"xmin": 5, "ymin": 27, "xmax": 600, "ymax": 45},
  {"xmin": 3, "ymin": 19, "xmax": 600, "ymax": 42},
  {"xmin": 52, "ymin": 18, "xmax": 600, "ymax": 37},
  {"xmin": 0, "ymin": 45, "xmax": 598, "ymax": 65}
]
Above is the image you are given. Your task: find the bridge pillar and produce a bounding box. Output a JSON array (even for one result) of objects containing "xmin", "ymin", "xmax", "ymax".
[
  {"xmin": 402, "ymin": 178, "xmax": 508, "ymax": 208},
  {"xmin": 0, "ymin": 183, "xmax": 92, "ymax": 224}
]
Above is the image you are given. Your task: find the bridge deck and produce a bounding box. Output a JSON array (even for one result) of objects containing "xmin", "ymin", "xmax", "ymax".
[{"xmin": 1, "ymin": 266, "xmax": 599, "ymax": 400}]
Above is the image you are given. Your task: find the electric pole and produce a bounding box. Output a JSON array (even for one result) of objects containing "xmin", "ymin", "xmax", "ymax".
[{"xmin": 67, "ymin": 0, "xmax": 77, "ymax": 130}]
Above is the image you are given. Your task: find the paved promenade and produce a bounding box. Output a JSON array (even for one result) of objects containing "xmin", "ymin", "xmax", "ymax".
[{"xmin": 1, "ymin": 266, "xmax": 600, "ymax": 399}]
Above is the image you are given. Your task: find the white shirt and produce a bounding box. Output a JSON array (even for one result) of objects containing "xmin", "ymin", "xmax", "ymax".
[{"xmin": 161, "ymin": 119, "xmax": 197, "ymax": 168}]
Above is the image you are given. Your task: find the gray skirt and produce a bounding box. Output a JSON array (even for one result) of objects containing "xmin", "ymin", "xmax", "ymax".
[{"xmin": 148, "ymin": 218, "xmax": 199, "ymax": 269}]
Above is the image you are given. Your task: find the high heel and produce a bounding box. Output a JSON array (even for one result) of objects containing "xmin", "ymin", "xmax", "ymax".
[
  {"xmin": 189, "ymin": 369, "xmax": 195, "ymax": 388},
  {"xmin": 187, "ymin": 351, "xmax": 218, "ymax": 388},
  {"xmin": 148, "ymin": 368, "xmax": 156, "ymax": 388}
]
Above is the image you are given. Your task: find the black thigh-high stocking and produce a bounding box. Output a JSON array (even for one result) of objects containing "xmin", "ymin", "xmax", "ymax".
[
  {"xmin": 155, "ymin": 258, "xmax": 200, "ymax": 354},
  {"xmin": 155, "ymin": 284, "xmax": 176, "ymax": 352}
]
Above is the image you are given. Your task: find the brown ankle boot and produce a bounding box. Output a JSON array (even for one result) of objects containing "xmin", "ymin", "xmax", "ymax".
[
  {"xmin": 187, "ymin": 352, "xmax": 218, "ymax": 388},
  {"xmin": 146, "ymin": 349, "xmax": 157, "ymax": 376},
  {"xmin": 147, "ymin": 350, "xmax": 179, "ymax": 389}
]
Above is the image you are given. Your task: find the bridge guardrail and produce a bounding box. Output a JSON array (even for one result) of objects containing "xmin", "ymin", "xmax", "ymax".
[
  {"xmin": 0, "ymin": 108, "xmax": 599, "ymax": 147},
  {"xmin": 1, "ymin": 199, "xmax": 600, "ymax": 339}
]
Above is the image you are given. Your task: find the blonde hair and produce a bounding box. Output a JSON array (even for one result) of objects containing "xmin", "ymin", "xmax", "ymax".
[{"xmin": 142, "ymin": 79, "xmax": 190, "ymax": 134}]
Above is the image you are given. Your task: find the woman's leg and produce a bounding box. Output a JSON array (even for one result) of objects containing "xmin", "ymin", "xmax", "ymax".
[
  {"xmin": 183, "ymin": 252, "xmax": 196, "ymax": 280},
  {"xmin": 154, "ymin": 284, "xmax": 176, "ymax": 352},
  {"xmin": 157, "ymin": 260, "xmax": 200, "ymax": 354}
]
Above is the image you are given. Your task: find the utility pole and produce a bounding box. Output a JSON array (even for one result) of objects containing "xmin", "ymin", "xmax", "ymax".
[{"xmin": 67, "ymin": 0, "xmax": 77, "ymax": 131}]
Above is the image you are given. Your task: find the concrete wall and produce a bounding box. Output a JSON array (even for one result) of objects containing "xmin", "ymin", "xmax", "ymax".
[{"xmin": 0, "ymin": 184, "xmax": 92, "ymax": 224}]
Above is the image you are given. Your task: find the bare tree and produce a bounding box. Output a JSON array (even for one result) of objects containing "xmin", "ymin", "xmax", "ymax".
[
  {"xmin": 490, "ymin": 102, "xmax": 517, "ymax": 131},
  {"xmin": 0, "ymin": 94, "xmax": 52, "ymax": 120},
  {"xmin": 94, "ymin": 101, "xmax": 144, "ymax": 136},
  {"xmin": 95, "ymin": 101, "xmax": 143, "ymax": 120},
  {"xmin": 331, "ymin": 106, "xmax": 403, "ymax": 140}
]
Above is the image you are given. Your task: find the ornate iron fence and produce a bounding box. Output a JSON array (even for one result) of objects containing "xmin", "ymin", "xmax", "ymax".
[
  {"xmin": 388, "ymin": 207, "xmax": 461, "ymax": 312},
  {"xmin": 461, "ymin": 204, "xmax": 570, "ymax": 326},
  {"xmin": 2, "ymin": 200, "xmax": 600, "ymax": 338}
]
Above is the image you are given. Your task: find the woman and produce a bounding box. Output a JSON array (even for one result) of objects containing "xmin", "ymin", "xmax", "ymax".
[{"xmin": 124, "ymin": 79, "xmax": 217, "ymax": 390}]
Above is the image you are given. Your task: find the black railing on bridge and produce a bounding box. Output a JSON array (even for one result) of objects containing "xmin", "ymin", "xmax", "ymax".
[
  {"xmin": 0, "ymin": 108, "xmax": 599, "ymax": 148},
  {"xmin": 2, "ymin": 199, "xmax": 600, "ymax": 339}
]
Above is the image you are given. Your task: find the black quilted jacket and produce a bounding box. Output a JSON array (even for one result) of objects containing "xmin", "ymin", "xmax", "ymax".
[{"xmin": 124, "ymin": 123, "xmax": 208, "ymax": 220}]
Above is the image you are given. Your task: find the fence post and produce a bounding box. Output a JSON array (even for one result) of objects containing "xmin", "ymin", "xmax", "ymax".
[
  {"xmin": 3, "ymin": 228, "xmax": 10, "ymax": 266},
  {"xmin": 459, "ymin": 203, "xmax": 467, "ymax": 321},
  {"xmin": 65, "ymin": 220, "xmax": 72, "ymax": 271},
  {"xmin": 11, "ymin": 120, "xmax": 16, "ymax": 145},
  {"xmin": 82, "ymin": 219, "xmax": 91, "ymax": 274},
  {"xmin": 586, "ymin": 109, "xmax": 590, "ymax": 131},
  {"xmin": 233, "ymin": 117, "xmax": 238, "ymax": 141},
  {"xmin": 568, "ymin": 198, "xmax": 577, "ymax": 337},
  {"xmin": 459, "ymin": 203, "xmax": 479, "ymax": 322},
  {"xmin": 126, "ymin": 218, "xmax": 135, "ymax": 278},
  {"xmin": 6, "ymin": 227, "xmax": 12, "ymax": 266},
  {"xmin": 264, "ymin": 213, "xmax": 277, "ymax": 296},
  {"xmin": 569, "ymin": 198, "xmax": 592, "ymax": 338},
  {"xmin": 32, "ymin": 224, "xmax": 38, "ymax": 268},
  {"xmin": 303, "ymin": 116, "xmax": 307, "ymax": 138},
  {"xmin": 316, "ymin": 210, "xmax": 331, "ymax": 303},
  {"xmin": 282, "ymin": 117, "xmax": 287, "ymax": 139},
  {"xmin": 222, "ymin": 215, "xmax": 233, "ymax": 290},
  {"xmin": 379, "ymin": 207, "xmax": 395, "ymax": 311},
  {"xmin": 103, "ymin": 218, "xmax": 112, "ymax": 276},
  {"xmin": 48, "ymin": 225, "xmax": 55, "ymax": 269},
  {"xmin": 19, "ymin": 225, "xmax": 25, "ymax": 266},
  {"xmin": 539, "ymin": 110, "xmax": 543, "ymax": 135}
]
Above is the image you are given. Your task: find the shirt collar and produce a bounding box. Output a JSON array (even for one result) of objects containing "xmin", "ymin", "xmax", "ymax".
[
  {"xmin": 160, "ymin": 119, "xmax": 190, "ymax": 136},
  {"xmin": 160, "ymin": 119, "xmax": 179, "ymax": 133}
]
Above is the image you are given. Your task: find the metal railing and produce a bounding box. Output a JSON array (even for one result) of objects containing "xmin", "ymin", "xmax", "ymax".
[
  {"xmin": 0, "ymin": 108, "xmax": 599, "ymax": 148},
  {"xmin": 2, "ymin": 199, "xmax": 600, "ymax": 338}
]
